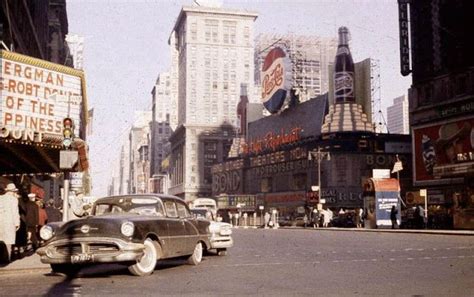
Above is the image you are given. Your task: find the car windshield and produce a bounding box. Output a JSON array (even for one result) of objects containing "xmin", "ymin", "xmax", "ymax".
[
  {"xmin": 94, "ymin": 200, "xmax": 164, "ymax": 217},
  {"xmin": 190, "ymin": 209, "xmax": 214, "ymax": 220}
]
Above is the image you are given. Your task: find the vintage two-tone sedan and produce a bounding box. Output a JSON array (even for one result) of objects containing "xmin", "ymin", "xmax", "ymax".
[{"xmin": 36, "ymin": 194, "xmax": 211, "ymax": 276}]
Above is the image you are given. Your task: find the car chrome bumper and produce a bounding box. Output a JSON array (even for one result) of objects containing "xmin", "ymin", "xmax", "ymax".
[
  {"xmin": 209, "ymin": 235, "xmax": 233, "ymax": 249},
  {"xmin": 36, "ymin": 237, "xmax": 145, "ymax": 264}
]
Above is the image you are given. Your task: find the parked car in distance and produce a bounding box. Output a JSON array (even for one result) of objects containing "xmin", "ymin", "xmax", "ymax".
[
  {"xmin": 190, "ymin": 208, "xmax": 233, "ymax": 256},
  {"xmin": 37, "ymin": 194, "xmax": 211, "ymax": 276}
]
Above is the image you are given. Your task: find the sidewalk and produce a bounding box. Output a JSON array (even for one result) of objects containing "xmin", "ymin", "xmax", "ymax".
[
  {"xmin": 0, "ymin": 250, "xmax": 49, "ymax": 275},
  {"xmin": 1, "ymin": 227, "xmax": 473, "ymax": 274}
]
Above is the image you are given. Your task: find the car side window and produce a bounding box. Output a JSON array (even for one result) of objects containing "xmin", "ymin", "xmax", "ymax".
[
  {"xmin": 155, "ymin": 203, "xmax": 165, "ymax": 217},
  {"xmin": 176, "ymin": 203, "xmax": 190, "ymax": 218},
  {"xmin": 164, "ymin": 201, "xmax": 178, "ymax": 218}
]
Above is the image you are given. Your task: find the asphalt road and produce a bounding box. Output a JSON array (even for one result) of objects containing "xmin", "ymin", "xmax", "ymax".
[{"xmin": 1, "ymin": 228, "xmax": 473, "ymax": 296}]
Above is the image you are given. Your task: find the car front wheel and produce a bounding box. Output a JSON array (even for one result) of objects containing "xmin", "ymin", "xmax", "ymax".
[
  {"xmin": 128, "ymin": 238, "xmax": 160, "ymax": 276},
  {"xmin": 187, "ymin": 242, "xmax": 203, "ymax": 265}
]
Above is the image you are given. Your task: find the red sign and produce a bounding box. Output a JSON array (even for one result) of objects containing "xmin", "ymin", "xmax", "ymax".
[
  {"xmin": 241, "ymin": 127, "xmax": 302, "ymax": 155},
  {"xmin": 413, "ymin": 118, "xmax": 474, "ymax": 182}
]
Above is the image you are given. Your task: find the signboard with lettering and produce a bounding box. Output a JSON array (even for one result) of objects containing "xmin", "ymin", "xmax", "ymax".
[
  {"xmin": 0, "ymin": 50, "xmax": 86, "ymax": 144},
  {"xmin": 412, "ymin": 118, "xmax": 474, "ymax": 184},
  {"xmin": 398, "ymin": 2, "xmax": 411, "ymax": 76},
  {"xmin": 261, "ymin": 47, "xmax": 293, "ymax": 114}
]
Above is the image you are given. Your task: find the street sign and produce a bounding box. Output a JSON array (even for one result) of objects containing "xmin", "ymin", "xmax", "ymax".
[
  {"xmin": 420, "ymin": 189, "xmax": 427, "ymax": 197},
  {"xmin": 60, "ymin": 150, "xmax": 78, "ymax": 169},
  {"xmin": 70, "ymin": 172, "xmax": 83, "ymax": 187}
]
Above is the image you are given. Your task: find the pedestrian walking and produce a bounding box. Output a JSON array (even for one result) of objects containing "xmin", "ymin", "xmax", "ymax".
[
  {"xmin": 25, "ymin": 193, "xmax": 39, "ymax": 250},
  {"xmin": 264, "ymin": 212, "xmax": 270, "ymax": 228},
  {"xmin": 312, "ymin": 210, "xmax": 319, "ymax": 228},
  {"xmin": 0, "ymin": 183, "xmax": 21, "ymax": 263},
  {"xmin": 355, "ymin": 208, "xmax": 362, "ymax": 228},
  {"xmin": 303, "ymin": 214, "xmax": 308, "ymax": 228},
  {"xmin": 14, "ymin": 188, "xmax": 28, "ymax": 255},
  {"xmin": 37, "ymin": 200, "xmax": 48, "ymax": 244},
  {"xmin": 414, "ymin": 205, "xmax": 424, "ymax": 228},
  {"xmin": 390, "ymin": 205, "xmax": 398, "ymax": 229}
]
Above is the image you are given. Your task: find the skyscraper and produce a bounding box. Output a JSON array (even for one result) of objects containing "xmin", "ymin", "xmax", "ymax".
[
  {"xmin": 167, "ymin": 4, "xmax": 258, "ymax": 201},
  {"xmin": 150, "ymin": 72, "xmax": 177, "ymax": 181},
  {"xmin": 387, "ymin": 95, "xmax": 409, "ymax": 134}
]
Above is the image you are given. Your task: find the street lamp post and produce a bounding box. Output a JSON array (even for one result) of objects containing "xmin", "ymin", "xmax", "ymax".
[{"xmin": 308, "ymin": 146, "xmax": 331, "ymax": 206}]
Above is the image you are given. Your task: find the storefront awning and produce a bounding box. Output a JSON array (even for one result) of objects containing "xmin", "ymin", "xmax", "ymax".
[{"xmin": 0, "ymin": 138, "xmax": 62, "ymax": 176}]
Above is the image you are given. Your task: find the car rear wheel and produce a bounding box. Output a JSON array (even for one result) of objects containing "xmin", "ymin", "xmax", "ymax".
[
  {"xmin": 128, "ymin": 238, "xmax": 160, "ymax": 276},
  {"xmin": 50, "ymin": 264, "xmax": 81, "ymax": 276},
  {"xmin": 187, "ymin": 242, "xmax": 203, "ymax": 265}
]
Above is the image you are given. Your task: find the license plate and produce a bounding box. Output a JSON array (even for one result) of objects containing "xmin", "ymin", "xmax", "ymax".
[{"xmin": 71, "ymin": 253, "xmax": 92, "ymax": 263}]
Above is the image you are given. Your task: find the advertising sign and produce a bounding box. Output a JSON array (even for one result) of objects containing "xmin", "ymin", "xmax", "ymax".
[
  {"xmin": 413, "ymin": 118, "xmax": 474, "ymax": 184},
  {"xmin": 0, "ymin": 50, "xmax": 86, "ymax": 143},
  {"xmin": 261, "ymin": 47, "xmax": 293, "ymax": 114}
]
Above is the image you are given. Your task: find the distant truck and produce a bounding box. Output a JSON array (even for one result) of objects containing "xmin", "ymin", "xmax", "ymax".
[{"xmin": 189, "ymin": 198, "xmax": 217, "ymax": 218}]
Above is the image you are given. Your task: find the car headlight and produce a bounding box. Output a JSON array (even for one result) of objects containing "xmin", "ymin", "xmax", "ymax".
[
  {"xmin": 121, "ymin": 221, "xmax": 135, "ymax": 237},
  {"xmin": 40, "ymin": 225, "xmax": 54, "ymax": 241},
  {"xmin": 209, "ymin": 222, "xmax": 220, "ymax": 234},
  {"xmin": 220, "ymin": 225, "xmax": 232, "ymax": 236}
]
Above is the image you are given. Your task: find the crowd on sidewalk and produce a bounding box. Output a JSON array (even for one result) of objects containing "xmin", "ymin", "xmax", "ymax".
[{"xmin": 0, "ymin": 183, "xmax": 48, "ymax": 264}]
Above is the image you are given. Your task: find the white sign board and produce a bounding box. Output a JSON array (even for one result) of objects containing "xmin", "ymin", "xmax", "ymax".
[
  {"xmin": 0, "ymin": 51, "xmax": 84, "ymax": 142},
  {"xmin": 372, "ymin": 169, "xmax": 391, "ymax": 179}
]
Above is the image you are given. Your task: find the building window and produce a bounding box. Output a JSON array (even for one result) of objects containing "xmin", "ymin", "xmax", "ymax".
[
  {"xmin": 223, "ymin": 21, "xmax": 236, "ymax": 44},
  {"xmin": 190, "ymin": 22, "xmax": 197, "ymax": 41},
  {"xmin": 205, "ymin": 19, "xmax": 218, "ymax": 43}
]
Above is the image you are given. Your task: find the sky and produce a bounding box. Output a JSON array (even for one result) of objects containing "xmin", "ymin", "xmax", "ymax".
[{"xmin": 66, "ymin": 0, "xmax": 411, "ymax": 197}]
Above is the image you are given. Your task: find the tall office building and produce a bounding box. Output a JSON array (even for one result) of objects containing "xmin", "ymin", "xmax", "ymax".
[
  {"xmin": 65, "ymin": 34, "xmax": 85, "ymax": 70},
  {"xmin": 128, "ymin": 111, "xmax": 152, "ymax": 194},
  {"xmin": 255, "ymin": 34, "xmax": 337, "ymax": 102},
  {"xmin": 168, "ymin": 4, "xmax": 258, "ymax": 201},
  {"xmin": 150, "ymin": 72, "xmax": 177, "ymax": 190},
  {"xmin": 387, "ymin": 95, "xmax": 409, "ymax": 134}
]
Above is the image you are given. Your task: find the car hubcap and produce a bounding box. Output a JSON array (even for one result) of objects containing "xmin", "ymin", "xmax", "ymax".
[
  {"xmin": 194, "ymin": 243, "xmax": 202, "ymax": 262},
  {"xmin": 137, "ymin": 241, "xmax": 155, "ymax": 271}
]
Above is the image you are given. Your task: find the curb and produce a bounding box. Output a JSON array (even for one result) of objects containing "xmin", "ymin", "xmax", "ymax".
[{"xmin": 278, "ymin": 226, "xmax": 474, "ymax": 236}]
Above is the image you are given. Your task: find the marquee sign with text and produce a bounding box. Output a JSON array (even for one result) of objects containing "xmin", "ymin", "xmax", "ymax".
[{"xmin": 0, "ymin": 50, "xmax": 86, "ymax": 143}]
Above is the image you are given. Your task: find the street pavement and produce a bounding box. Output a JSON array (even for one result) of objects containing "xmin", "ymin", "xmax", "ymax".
[{"xmin": 1, "ymin": 226, "xmax": 473, "ymax": 275}]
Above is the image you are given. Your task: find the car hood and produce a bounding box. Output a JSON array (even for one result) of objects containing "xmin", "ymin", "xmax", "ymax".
[
  {"xmin": 50, "ymin": 214, "xmax": 138, "ymax": 240},
  {"xmin": 209, "ymin": 221, "xmax": 232, "ymax": 234}
]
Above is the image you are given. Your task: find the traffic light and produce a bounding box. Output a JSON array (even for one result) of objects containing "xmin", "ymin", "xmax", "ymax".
[{"xmin": 62, "ymin": 117, "xmax": 74, "ymax": 148}]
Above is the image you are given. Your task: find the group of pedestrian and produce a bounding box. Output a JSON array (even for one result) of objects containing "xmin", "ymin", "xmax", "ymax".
[{"xmin": 0, "ymin": 183, "xmax": 48, "ymax": 263}]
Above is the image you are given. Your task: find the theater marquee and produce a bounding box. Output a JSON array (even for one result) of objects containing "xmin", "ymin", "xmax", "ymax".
[{"xmin": 0, "ymin": 50, "xmax": 87, "ymax": 144}]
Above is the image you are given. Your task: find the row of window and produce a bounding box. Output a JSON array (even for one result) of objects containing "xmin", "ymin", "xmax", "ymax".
[{"xmin": 189, "ymin": 20, "xmax": 249, "ymax": 45}]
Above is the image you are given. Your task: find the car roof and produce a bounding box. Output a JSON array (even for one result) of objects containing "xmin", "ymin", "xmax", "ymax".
[{"xmin": 95, "ymin": 194, "xmax": 185, "ymax": 204}]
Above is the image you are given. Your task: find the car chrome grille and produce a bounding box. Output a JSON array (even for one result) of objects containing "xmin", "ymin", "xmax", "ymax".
[
  {"xmin": 55, "ymin": 243, "xmax": 120, "ymax": 255},
  {"xmin": 88, "ymin": 243, "xmax": 120, "ymax": 253},
  {"xmin": 56, "ymin": 244, "xmax": 82, "ymax": 255}
]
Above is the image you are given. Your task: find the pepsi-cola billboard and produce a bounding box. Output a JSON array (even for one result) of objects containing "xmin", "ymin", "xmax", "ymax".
[
  {"xmin": 261, "ymin": 47, "xmax": 292, "ymax": 114},
  {"xmin": 413, "ymin": 118, "xmax": 474, "ymax": 184}
]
